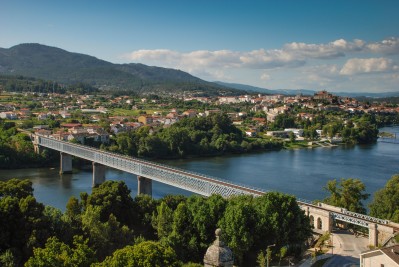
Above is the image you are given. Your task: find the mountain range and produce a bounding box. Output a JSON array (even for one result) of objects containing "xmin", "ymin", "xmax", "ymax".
[
  {"xmin": 0, "ymin": 43, "xmax": 241, "ymax": 95},
  {"xmin": 1, "ymin": 43, "xmax": 398, "ymax": 98}
]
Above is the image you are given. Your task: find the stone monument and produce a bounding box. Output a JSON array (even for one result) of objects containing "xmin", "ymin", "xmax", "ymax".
[{"xmin": 204, "ymin": 228, "xmax": 234, "ymax": 267}]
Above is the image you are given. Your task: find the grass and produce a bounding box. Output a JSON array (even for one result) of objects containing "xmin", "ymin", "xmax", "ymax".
[
  {"xmin": 284, "ymin": 140, "xmax": 311, "ymax": 149},
  {"xmin": 110, "ymin": 108, "xmax": 163, "ymax": 116}
]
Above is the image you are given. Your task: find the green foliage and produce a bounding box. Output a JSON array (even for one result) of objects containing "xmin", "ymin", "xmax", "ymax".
[
  {"xmin": 219, "ymin": 196, "xmax": 256, "ymax": 264},
  {"xmin": 81, "ymin": 206, "xmax": 134, "ymax": 260},
  {"xmin": 314, "ymin": 232, "xmax": 330, "ymax": 252},
  {"xmin": 152, "ymin": 201, "xmax": 173, "ymax": 239},
  {"xmin": 257, "ymin": 250, "xmax": 267, "ymax": 267},
  {"xmin": 0, "ymin": 250, "xmax": 16, "ymax": 267},
  {"xmin": 0, "ymin": 121, "xmax": 55, "ymax": 169},
  {"xmin": 93, "ymin": 241, "xmax": 180, "ymax": 267},
  {"xmin": 110, "ymin": 113, "xmax": 281, "ymax": 159},
  {"xmin": 0, "ymin": 44, "xmax": 241, "ymax": 95},
  {"xmin": 0, "ymin": 178, "xmax": 33, "ymax": 198},
  {"xmin": 25, "ymin": 236, "xmax": 95, "ymax": 267},
  {"xmin": 86, "ymin": 180, "xmax": 135, "ymax": 227},
  {"xmin": 0, "ymin": 179, "xmax": 52, "ymax": 264},
  {"xmin": 269, "ymin": 114, "xmax": 297, "ymax": 130},
  {"xmin": 369, "ymin": 174, "xmax": 399, "ymax": 222},
  {"xmin": 323, "ymin": 178, "xmax": 369, "ymax": 213}
]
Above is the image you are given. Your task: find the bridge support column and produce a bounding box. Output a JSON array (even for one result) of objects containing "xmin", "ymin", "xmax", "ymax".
[
  {"xmin": 369, "ymin": 223, "xmax": 378, "ymax": 247},
  {"xmin": 92, "ymin": 162, "xmax": 106, "ymax": 187},
  {"xmin": 137, "ymin": 176, "xmax": 152, "ymax": 196},
  {"xmin": 59, "ymin": 152, "xmax": 72, "ymax": 174},
  {"xmin": 33, "ymin": 144, "xmax": 43, "ymax": 154}
]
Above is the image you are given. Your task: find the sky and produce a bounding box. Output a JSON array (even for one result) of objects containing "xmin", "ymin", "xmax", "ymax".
[{"xmin": 1, "ymin": 0, "xmax": 399, "ymax": 93}]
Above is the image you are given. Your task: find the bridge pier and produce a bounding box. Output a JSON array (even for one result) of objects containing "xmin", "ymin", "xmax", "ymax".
[
  {"xmin": 59, "ymin": 152, "xmax": 72, "ymax": 174},
  {"xmin": 369, "ymin": 223, "xmax": 378, "ymax": 247},
  {"xmin": 137, "ymin": 175, "xmax": 152, "ymax": 196},
  {"xmin": 92, "ymin": 162, "xmax": 106, "ymax": 187},
  {"xmin": 33, "ymin": 144, "xmax": 43, "ymax": 154}
]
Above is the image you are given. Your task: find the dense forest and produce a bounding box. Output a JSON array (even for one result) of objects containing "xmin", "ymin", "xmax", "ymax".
[
  {"xmin": 104, "ymin": 113, "xmax": 283, "ymax": 158},
  {"xmin": 0, "ymin": 179, "xmax": 312, "ymax": 266},
  {"xmin": 0, "ymin": 75, "xmax": 99, "ymax": 95},
  {"xmin": 0, "ymin": 120, "xmax": 58, "ymax": 169}
]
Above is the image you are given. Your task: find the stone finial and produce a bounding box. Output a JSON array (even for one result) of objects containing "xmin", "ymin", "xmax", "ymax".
[{"xmin": 204, "ymin": 228, "xmax": 234, "ymax": 267}]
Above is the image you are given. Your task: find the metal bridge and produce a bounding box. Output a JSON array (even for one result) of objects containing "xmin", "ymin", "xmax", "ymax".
[
  {"xmin": 34, "ymin": 135, "xmax": 266, "ymax": 198},
  {"xmin": 33, "ymin": 134, "xmax": 399, "ymax": 245}
]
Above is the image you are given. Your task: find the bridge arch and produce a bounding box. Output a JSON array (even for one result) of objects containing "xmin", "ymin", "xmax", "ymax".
[
  {"xmin": 317, "ymin": 217, "xmax": 322, "ymax": 230},
  {"xmin": 309, "ymin": 215, "xmax": 314, "ymax": 228}
]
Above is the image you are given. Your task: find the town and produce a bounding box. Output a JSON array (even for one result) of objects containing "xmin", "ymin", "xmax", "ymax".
[{"xmin": 1, "ymin": 88, "xmax": 397, "ymax": 153}]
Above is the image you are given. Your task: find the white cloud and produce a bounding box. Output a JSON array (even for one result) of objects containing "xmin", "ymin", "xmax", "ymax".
[
  {"xmin": 366, "ymin": 37, "xmax": 399, "ymax": 54},
  {"xmin": 283, "ymin": 38, "xmax": 365, "ymax": 59},
  {"xmin": 340, "ymin": 58, "xmax": 399, "ymax": 75},
  {"xmin": 124, "ymin": 37, "xmax": 399, "ymax": 73}
]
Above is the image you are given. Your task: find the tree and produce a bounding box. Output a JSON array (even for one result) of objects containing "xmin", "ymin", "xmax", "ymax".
[
  {"xmin": 257, "ymin": 250, "xmax": 267, "ymax": 267},
  {"xmin": 323, "ymin": 178, "xmax": 369, "ymax": 213},
  {"xmin": 253, "ymin": 193, "xmax": 311, "ymax": 257},
  {"xmin": 25, "ymin": 236, "xmax": 95, "ymax": 267},
  {"xmin": 0, "ymin": 179, "xmax": 51, "ymax": 264},
  {"xmin": 152, "ymin": 201, "xmax": 173, "ymax": 240},
  {"xmin": 81, "ymin": 206, "xmax": 134, "ymax": 260},
  {"xmin": 93, "ymin": 241, "xmax": 180, "ymax": 267},
  {"xmin": 289, "ymin": 131, "xmax": 296, "ymax": 143},
  {"xmin": 218, "ymin": 196, "xmax": 256, "ymax": 264},
  {"xmin": 369, "ymin": 174, "xmax": 399, "ymax": 222},
  {"xmin": 85, "ymin": 181, "xmax": 135, "ymax": 227},
  {"xmin": 0, "ymin": 178, "xmax": 33, "ymax": 198},
  {"xmin": 168, "ymin": 202, "xmax": 196, "ymax": 262}
]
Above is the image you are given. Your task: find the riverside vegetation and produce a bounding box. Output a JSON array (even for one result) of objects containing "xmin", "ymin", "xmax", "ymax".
[
  {"xmin": 0, "ymin": 179, "xmax": 312, "ymax": 267},
  {"xmin": 2, "ymin": 174, "xmax": 399, "ymax": 266}
]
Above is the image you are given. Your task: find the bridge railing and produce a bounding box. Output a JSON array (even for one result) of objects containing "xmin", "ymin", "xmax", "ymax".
[
  {"xmin": 341, "ymin": 210, "xmax": 389, "ymax": 225},
  {"xmin": 36, "ymin": 135, "xmax": 267, "ymax": 197}
]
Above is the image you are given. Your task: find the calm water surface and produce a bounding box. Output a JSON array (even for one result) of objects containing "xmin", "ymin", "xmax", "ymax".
[{"xmin": 1, "ymin": 127, "xmax": 398, "ymax": 210}]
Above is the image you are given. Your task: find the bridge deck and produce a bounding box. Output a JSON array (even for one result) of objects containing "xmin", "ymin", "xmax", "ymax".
[{"xmin": 36, "ymin": 135, "xmax": 266, "ymax": 198}]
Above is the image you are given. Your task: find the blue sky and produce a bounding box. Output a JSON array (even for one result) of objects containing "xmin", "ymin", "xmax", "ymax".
[{"xmin": 1, "ymin": 0, "xmax": 399, "ymax": 93}]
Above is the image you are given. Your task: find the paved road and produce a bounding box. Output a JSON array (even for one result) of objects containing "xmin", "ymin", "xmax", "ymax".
[{"xmin": 323, "ymin": 230, "xmax": 368, "ymax": 267}]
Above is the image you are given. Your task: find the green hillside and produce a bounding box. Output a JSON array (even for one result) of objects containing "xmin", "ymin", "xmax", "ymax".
[{"xmin": 0, "ymin": 43, "xmax": 242, "ymax": 95}]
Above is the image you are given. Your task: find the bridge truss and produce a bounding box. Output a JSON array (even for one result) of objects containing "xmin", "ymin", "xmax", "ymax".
[{"xmin": 36, "ymin": 136, "xmax": 266, "ymax": 198}]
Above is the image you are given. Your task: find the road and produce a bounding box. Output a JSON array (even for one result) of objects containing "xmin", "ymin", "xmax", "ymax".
[{"xmin": 323, "ymin": 230, "xmax": 369, "ymax": 267}]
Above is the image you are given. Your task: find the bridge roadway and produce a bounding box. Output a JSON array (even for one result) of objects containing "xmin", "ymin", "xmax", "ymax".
[
  {"xmin": 34, "ymin": 134, "xmax": 399, "ymax": 244},
  {"xmin": 35, "ymin": 135, "xmax": 266, "ymax": 198}
]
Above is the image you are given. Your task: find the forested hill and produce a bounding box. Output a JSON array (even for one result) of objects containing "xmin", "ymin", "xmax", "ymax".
[{"xmin": 0, "ymin": 43, "xmax": 242, "ymax": 95}]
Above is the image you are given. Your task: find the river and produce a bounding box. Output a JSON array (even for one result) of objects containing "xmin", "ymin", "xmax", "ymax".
[{"xmin": 1, "ymin": 127, "xmax": 398, "ymax": 211}]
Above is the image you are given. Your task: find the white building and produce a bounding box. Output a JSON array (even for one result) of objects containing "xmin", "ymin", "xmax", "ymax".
[
  {"xmin": 360, "ymin": 245, "xmax": 399, "ymax": 267},
  {"xmin": 0, "ymin": 112, "xmax": 18, "ymax": 120}
]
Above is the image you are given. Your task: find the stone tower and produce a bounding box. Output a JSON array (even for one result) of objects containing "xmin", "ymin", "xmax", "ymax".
[{"xmin": 204, "ymin": 228, "xmax": 234, "ymax": 267}]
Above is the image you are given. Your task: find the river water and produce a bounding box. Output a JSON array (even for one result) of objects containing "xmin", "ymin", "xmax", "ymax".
[{"xmin": 1, "ymin": 127, "xmax": 398, "ymax": 211}]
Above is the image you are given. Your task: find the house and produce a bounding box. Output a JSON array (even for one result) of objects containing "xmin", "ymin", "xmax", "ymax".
[
  {"xmin": 245, "ymin": 129, "xmax": 257, "ymax": 137},
  {"xmin": 59, "ymin": 111, "xmax": 71, "ymax": 119},
  {"xmin": 138, "ymin": 115, "xmax": 153, "ymax": 125},
  {"xmin": 360, "ymin": 244, "xmax": 399, "ymax": 267},
  {"xmin": 0, "ymin": 112, "xmax": 18, "ymax": 120},
  {"xmin": 205, "ymin": 110, "xmax": 221, "ymax": 116},
  {"xmin": 284, "ymin": 128, "xmax": 304, "ymax": 137},
  {"xmin": 266, "ymin": 131, "xmax": 289, "ymax": 138},
  {"xmin": 37, "ymin": 113, "xmax": 48, "ymax": 120},
  {"xmin": 182, "ymin": 110, "xmax": 197, "ymax": 118},
  {"xmin": 61, "ymin": 123, "xmax": 82, "ymax": 129}
]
